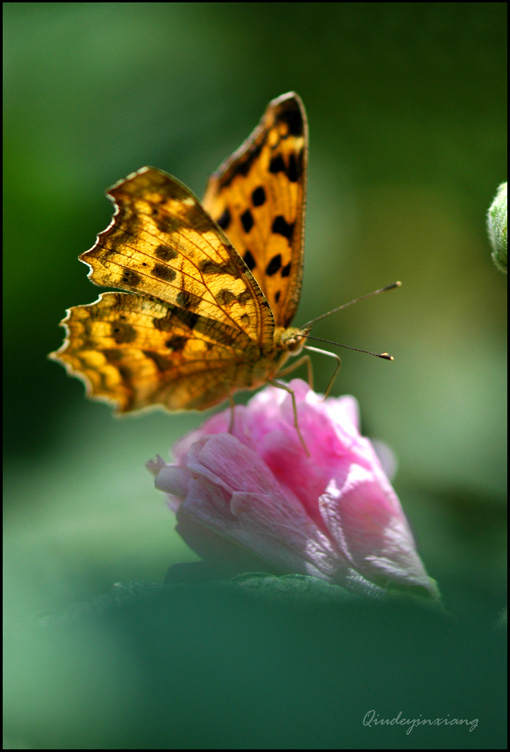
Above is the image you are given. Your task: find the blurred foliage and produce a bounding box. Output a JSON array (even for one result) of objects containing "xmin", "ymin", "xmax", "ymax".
[
  {"xmin": 4, "ymin": 582, "xmax": 507, "ymax": 749},
  {"xmin": 4, "ymin": 3, "xmax": 507, "ymax": 748}
]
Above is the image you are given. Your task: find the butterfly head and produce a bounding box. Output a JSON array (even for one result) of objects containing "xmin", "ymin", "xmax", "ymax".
[{"xmin": 278, "ymin": 325, "xmax": 311, "ymax": 356}]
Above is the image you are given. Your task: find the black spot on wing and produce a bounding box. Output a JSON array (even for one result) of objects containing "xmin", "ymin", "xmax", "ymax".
[
  {"xmin": 111, "ymin": 321, "xmax": 137, "ymax": 344},
  {"xmin": 251, "ymin": 187, "xmax": 266, "ymax": 206},
  {"xmin": 199, "ymin": 259, "xmax": 238, "ymax": 276},
  {"xmin": 176, "ymin": 289, "xmax": 201, "ymax": 310},
  {"xmin": 236, "ymin": 140, "xmax": 264, "ymax": 179},
  {"xmin": 142, "ymin": 350, "xmax": 173, "ymax": 373},
  {"xmin": 269, "ymin": 155, "xmax": 285, "ymax": 175},
  {"xmin": 281, "ymin": 261, "xmax": 291, "ymax": 278},
  {"xmin": 153, "ymin": 263, "xmax": 177, "ymax": 282},
  {"xmin": 287, "ymin": 153, "xmax": 299, "ymax": 183},
  {"xmin": 240, "ymin": 209, "xmax": 254, "ymax": 234},
  {"xmin": 153, "ymin": 309, "xmax": 198, "ymax": 334},
  {"xmin": 165, "ymin": 335, "xmax": 187, "ymax": 352},
  {"xmin": 154, "ymin": 215, "xmax": 172, "ymax": 234},
  {"xmin": 279, "ymin": 102, "xmax": 304, "ymax": 137},
  {"xmin": 236, "ymin": 289, "xmax": 253, "ymax": 305},
  {"xmin": 265, "ymin": 254, "xmax": 282, "ymax": 277},
  {"xmin": 216, "ymin": 141, "xmax": 264, "ymax": 187},
  {"xmin": 272, "ymin": 216, "xmax": 295, "ymax": 240},
  {"xmin": 216, "ymin": 208, "xmax": 231, "ymax": 231},
  {"xmin": 167, "ymin": 307, "xmax": 199, "ymax": 331},
  {"xmin": 274, "ymin": 290, "xmax": 281, "ymax": 304},
  {"xmin": 240, "ymin": 314, "xmax": 251, "ymax": 327},
  {"xmin": 243, "ymin": 249, "xmax": 256, "ymax": 271},
  {"xmin": 216, "ymin": 288, "xmax": 253, "ymax": 307},
  {"xmin": 155, "ymin": 244, "xmax": 178, "ymax": 262},
  {"xmin": 121, "ymin": 269, "xmax": 142, "ymax": 288},
  {"xmin": 151, "ymin": 206, "xmax": 192, "ymax": 233},
  {"xmin": 216, "ymin": 288, "xmax": 237, "ymax": 306},
  {"xmin": 118, "ymin": 364, "xmax": 133, "ymax": 382}
]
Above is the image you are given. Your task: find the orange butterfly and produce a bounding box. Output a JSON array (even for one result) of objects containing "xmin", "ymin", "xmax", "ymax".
[
  {"xmin": 50, "ymin": 93, "xmax": 316, "ymax": 447},
  {"xmin": 50, "ymin": 93, "xmax": 397, "ymax": 452}
]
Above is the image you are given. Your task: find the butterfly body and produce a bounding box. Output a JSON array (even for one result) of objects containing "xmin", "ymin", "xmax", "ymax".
[{"xmin": 51, "ymin": 93, "xmax": 310, "ymax": 416}]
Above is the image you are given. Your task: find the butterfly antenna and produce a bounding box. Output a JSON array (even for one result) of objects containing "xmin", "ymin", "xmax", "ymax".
[
  {"xmin": 302, "ymin": 334, "xmax": 394, "ymax": 361},
  {"xmin": 302, "ymin": 281, "xmax": 401, "ymax": 329}
]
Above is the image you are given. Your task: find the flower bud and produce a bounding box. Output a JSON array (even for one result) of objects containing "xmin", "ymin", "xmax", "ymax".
[
  {"xmin": 487, "ymin": 182, "xmax": 507, "ymax": 273},
  {"xmin": 149, "ymin": 380, "xmax": 439, "ymax": 601}
]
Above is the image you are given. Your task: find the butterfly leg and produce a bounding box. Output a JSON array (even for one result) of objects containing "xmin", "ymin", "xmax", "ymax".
[
  {"xmin": 276, "ymin": 354, "xmax": 314, "ymax": 388},
  {"xmin": 304, "ymin": 346, "xmax": 342, "ymax": 399},
  {"xmin": 267, "ymin": 379, "xmax": 310, "ymax": 456}
]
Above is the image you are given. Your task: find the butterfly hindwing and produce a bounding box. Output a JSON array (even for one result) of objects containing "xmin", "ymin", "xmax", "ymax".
[
  {"xmin": 203, "ymin": 92, "xmax": 307, "ymax": 329},
  {"xmin": 51, "ymin": 292, "xmax": 260, "ymax": 412}
]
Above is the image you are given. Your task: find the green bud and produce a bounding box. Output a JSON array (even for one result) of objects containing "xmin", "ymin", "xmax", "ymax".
[{"xmin": 487, "ymin": 182, "xmax": 507, "ymax": 273}]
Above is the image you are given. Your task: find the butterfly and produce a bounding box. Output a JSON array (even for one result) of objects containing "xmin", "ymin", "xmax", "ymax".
[{"xmin": 50, "ymin": 92, "xmax": 316, "ymax": 449}]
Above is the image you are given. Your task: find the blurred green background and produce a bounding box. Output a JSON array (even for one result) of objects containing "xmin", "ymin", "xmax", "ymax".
[{"xmin": 4, "ymin": 3, "xmax": 506, "ymax": 748}]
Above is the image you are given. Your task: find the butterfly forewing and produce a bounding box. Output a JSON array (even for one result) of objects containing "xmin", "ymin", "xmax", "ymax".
[
  {"xmin": 203, "ymin": 92, "xmax": 307, "ymax": 329},
  {"xmin": 82, "ymin": 167, "xmax": 275, "ymax": 347}
]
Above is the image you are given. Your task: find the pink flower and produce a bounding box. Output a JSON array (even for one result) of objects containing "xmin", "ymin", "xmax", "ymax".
[{"xmin": 148, "ymin": 379, "xmax": 438, "ymax": 599}]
